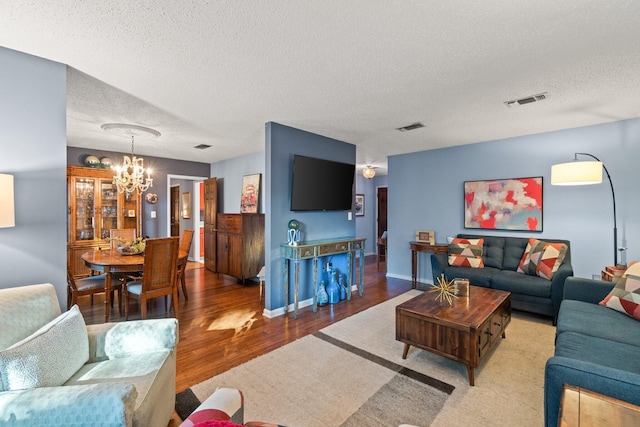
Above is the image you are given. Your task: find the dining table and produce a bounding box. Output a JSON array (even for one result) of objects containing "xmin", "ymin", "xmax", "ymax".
[{"xmin": 81, "ymin": 248, "xmax": 188, "ymax": 322}]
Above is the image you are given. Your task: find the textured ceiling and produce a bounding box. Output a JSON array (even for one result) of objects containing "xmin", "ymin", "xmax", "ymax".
[{"xmin": 2, "ymin": 1, "xmax": 640, "ymax": 175}]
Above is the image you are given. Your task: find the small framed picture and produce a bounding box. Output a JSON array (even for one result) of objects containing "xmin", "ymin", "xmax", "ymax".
[
  {"xmin": 241, "ymin": 173, "xmax": 261, "ymax": 213},
  {"xmin": 415, "ymin": 230, "xmax": 435, "ymax": 244},
  {"xmin": 127, "ymin": 209, "xmax": 136, "ymax": 218},
  {"xmin": 355, "ymin": 194, "xmax": 365, "ymax": 216}
]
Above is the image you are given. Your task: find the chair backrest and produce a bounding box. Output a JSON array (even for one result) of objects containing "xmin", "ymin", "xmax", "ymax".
[
  {"xmin": 141, "ymin": 237, "xmax": 180, "ymax": 293},
  {"xmin": 110, "ymin": 228, "xmax": 136, "ymax": 249},
  {"xmin": 180, "ymin": 229, "xmax": 194, "ymax": 254}
]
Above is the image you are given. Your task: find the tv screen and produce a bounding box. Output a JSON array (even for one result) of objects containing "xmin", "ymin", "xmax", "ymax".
[{"xmin": 290, "ymin": 155, "xmax": 355, "ymax": 211}]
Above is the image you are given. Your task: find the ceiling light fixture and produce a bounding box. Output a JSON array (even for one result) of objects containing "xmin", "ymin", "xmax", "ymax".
[
  {"xmin": 362, "ymin": 166, "xmax": 376, "ymax": 179},
  {"xmin": 101, "ymin": 123, "xmax": 159, "ymax": 195}
]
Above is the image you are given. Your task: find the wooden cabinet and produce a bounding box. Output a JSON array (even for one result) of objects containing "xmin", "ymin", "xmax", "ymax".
[
  {"xmin": 67, "ymin": 166, "xmax": 141, "ymax": 278},
  {"xmin": 216, "ymin": 213, "xmax": 264, "ymax": 283}
]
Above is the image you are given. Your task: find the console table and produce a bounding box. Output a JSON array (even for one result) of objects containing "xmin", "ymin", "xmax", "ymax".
[
  {"xmin": 410, "ymin": 241, "xmax": 448, "ymax": 288},
  {"xmin": 281, "ymin": 237, "xmax": 365, "ymax": 318}
]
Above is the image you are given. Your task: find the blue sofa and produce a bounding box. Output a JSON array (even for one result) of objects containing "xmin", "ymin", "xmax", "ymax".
[
  {"xmin": 544, "ymin": 276, "xmax": 640, "ymax": 427},
  {"xmin": 431, "ymin": 234, "xmax": 573, "ymax": 320}
]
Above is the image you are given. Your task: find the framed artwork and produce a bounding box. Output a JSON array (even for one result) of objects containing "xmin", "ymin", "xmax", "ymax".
[
  {"xmin": 241, "ymin": 173, "xmax": 261, "ymax": 213},
  {"xmin": 464, "ymin": 177, "xmax": 543, "ymax": 231},
  {"xmin": 415, "ymin": 230, "xmax": 435, "ymax": 244},
  {"xmin": 355, "ymin": 194, "xmax": 365, "ymax": 216},
  {"xmin": 181, "ymin": 192, "xmax": 191, "ymax": 219}
]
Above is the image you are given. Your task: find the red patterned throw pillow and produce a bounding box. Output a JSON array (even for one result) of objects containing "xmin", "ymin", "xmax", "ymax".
[
  {"xmin": 600, "ymin": 274, "xmax": 640, "ymax": 320},
  {"xmin": 448, "ymin": 238, "xmax": 484, "ymax": 268},
  {"xmin": 517, "ymin": 238, "xmax": 568, "ymax": 280}
]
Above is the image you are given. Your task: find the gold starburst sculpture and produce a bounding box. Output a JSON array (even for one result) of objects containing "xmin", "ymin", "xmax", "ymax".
[{"xmin": 429, "ymin": 274, "xmax": 458, "ymax": 305}]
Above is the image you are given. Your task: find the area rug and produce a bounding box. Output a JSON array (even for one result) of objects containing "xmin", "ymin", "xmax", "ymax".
[{"xmin": 176, "ymin": 290, "xmax": 555, "ymax": 426}]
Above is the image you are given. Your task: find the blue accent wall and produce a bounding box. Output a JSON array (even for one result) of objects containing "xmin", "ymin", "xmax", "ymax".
[
  {"xmin": 0, "ymin": 47, "xmax": 68, "ymax": 308},
  {"xmin": 211, "ymin": 151, "xmax": 265, "ymax": 214},
  {"xmin": 265, "ymin": 122, "xmax": 356, "ymax": 312},
  {"xmin": 388, "ymin": 118, "xmax": 640, "ymax": 285}
]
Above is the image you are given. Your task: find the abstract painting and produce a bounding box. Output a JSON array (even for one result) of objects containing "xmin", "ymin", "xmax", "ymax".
[{"xmin": 464, "ymin": 177, "xmax": 543, "ymax": 231}]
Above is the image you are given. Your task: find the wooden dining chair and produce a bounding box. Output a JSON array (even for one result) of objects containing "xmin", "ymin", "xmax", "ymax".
[
  {"xmin": 66, "ymin": 269, "xmax": 122, "ymax": 313},
  {"xmin": 177, "ymin": 229, "xmax": 194, "ymax": 300},
  {"xmin": 109, "ymin": 228, "xmax": 136, "ymax": 249},
  {"xmin": 123, "ymin": 236, "xmax": 180, "ymax": 320}
]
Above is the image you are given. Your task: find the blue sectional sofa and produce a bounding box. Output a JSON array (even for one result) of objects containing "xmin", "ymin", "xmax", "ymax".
[
  {"xmin": 431, "ymin": 234, "xmax": 573, "ymax": 320},
  {"xmin": 544, "ymin": 276, "xmax": 640, "ymax": 427}
]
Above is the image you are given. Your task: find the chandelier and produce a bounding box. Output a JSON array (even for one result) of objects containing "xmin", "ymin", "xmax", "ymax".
[{"xmin": 113, "ymin": 134, "xmax": 153, "ymax": 195}]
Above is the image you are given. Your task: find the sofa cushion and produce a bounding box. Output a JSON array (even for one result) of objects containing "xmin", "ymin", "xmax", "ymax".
[
  {"xmin": 600, "ymin": 274, "xmax": 640, "ymax": 320},
  {"xmin": 444, "ymin": 266, "xmax": 500, "ymax": 288},
  {"xmin": 517, "ymin": 238, "xmax": 568, "ymax": 280},
  {"xmin": 555, "ymin": 331, "xmax": 640, "ymax": 375},
  {"xmin": 491, "ymin": 270, "xmax": 552, "ymax": 298},
  {"xmin": 0, "ymin": 305, "xmax": 89, "ymax": 391},
  {"xmin": 448, "ymin": 238, "xmax": 484, "ymax": 268},
  {"xmin": 557, "ymin": 299, "xmax": 640, "ymax": 347},
  {"xmin": 458, "ymin": 234, "xmax": 505, "ymax": 269}
]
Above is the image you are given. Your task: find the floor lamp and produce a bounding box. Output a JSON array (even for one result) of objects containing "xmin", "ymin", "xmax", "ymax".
[{"xmin": 550, "ymin": 153, "xmax": 618, "ymax": 266}]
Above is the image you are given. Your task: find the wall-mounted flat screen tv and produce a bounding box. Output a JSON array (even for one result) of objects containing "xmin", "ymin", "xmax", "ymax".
[{"xmin": 290, "ymin": 155, "xmax": 355, "ymax": 211}]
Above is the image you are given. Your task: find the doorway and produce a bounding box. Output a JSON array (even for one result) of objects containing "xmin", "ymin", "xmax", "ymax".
[
  {"xmin": 170, "ymin": 185, "xmax": 180, "ymax": 237},
  {"xmin": 167, "ymin": 174, "xmax": 209, "ymax": 262},
  {"xmin": 377, "ymin": 186, "xmax": 388, "ymax": 238}
]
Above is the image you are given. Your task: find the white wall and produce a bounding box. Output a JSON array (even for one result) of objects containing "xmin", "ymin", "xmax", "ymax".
[{"xmin": 0, "ymin": 47, "xmax": 68, "ymax": 308}]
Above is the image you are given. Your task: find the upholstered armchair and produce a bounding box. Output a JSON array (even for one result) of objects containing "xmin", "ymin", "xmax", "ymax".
[{"xmin": 0, "ymin": 283, "xmax": 178, "ymax": 426}]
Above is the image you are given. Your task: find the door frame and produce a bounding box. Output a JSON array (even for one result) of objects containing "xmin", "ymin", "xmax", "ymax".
[{"xmin": 167, "ymin": 174, "xmax": 209, "ymax": 262}]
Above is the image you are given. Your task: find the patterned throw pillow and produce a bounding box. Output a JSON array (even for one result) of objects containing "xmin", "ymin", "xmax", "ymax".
[
  {"xmin": 517, "ymin": 238, "xmax": 568, "ymax": 280},
  {"xmin": 448, "ymin": 238, "xmax": 484, "ymax": 268},
  {"xmin": 600, "ymin": 274, "xmax": 640, "ymax": 320},
  {"xmin": 0, "ymin": 305, "xmax": 88, "ymax": 391}
]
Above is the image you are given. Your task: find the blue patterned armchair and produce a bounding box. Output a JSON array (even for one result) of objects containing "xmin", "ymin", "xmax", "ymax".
[{"xmin": 0, "ymin": 283, "xmax": 178, "ymax": 426}]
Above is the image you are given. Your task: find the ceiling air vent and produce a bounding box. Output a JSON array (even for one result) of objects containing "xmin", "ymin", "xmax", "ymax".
[
  {"xmin": 504, "ymin": 92, "xmax": 548, "ymax": 108},
  {"xmin": 396, "ymin": 122, "xmax": 425, "ymax": 132},
  {"xmin": 194, "ymin": 144, "xmax": 212, "ymax": 149}
]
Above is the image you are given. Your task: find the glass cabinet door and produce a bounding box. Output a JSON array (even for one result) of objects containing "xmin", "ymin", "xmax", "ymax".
[
  {"xmin": 100, "ymin": 180, "xmax": 118, "ymax": 239},
  {"xmin": 74, "ymin": 178, "xmax": 96, "ymax": 241}
]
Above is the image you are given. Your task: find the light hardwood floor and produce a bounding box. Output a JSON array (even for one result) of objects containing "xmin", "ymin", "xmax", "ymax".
[{"xmin": 77, "ymin": 255, "xmax": 411, "ymax": 425}]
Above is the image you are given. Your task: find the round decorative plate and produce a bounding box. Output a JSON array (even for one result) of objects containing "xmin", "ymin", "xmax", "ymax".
[{"xmin": 145, "ymin": 193, "xmax": 158, "ymax": 204}]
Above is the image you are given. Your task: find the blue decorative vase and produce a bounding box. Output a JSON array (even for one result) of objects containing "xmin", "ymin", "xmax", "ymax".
[
  {"xmin": 327, "ymin": 273, "xmax": 340, "ymax": 304},
  {"xmin": 339, "ymin": 274, "xmax": 347, "ymax": 300},
  {"xmin": 317, "ymin": 280, "xmax": 329, "ymax": 306}
]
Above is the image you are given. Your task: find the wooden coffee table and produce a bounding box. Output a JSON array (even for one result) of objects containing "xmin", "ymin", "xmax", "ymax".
[{"xmin": 395, "ymin": 285, "xmax": 511, "ymax": 386}]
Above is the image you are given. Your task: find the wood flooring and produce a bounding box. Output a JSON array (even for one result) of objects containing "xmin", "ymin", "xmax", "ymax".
[{"xmin": 77, "ymin": 255, "xmax": 411, "ymax": 425}]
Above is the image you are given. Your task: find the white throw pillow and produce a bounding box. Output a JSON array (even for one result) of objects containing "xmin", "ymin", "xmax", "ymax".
[{"xmin": 0, "ymin": 305, "xmax": 89, "ymax": 391}]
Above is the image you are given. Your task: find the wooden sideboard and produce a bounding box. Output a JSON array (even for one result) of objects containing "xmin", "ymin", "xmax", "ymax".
[
  {"xmin": 216, "ymin": 213, "xmax": 264, "ymax": 284},
  {"xmin": 281, "ymin": 237, "xmax": 365, "ymax": 318}
]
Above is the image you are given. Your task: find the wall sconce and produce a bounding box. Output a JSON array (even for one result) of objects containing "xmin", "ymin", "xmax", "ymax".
[
  {"xmin": 0, "ymin": 173, "xmax": 15, "ymax": 228},
  {"xmin": 362, "ymin": 166, "xmax": 376, "ymax": 179},
  {"xmin": 551, "ymin": 152, "xmax": 618, "ymax": 265}
]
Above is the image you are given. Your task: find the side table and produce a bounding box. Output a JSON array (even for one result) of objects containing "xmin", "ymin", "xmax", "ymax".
[
  {"xmin": 409, "ymin": 241, "xmax": 448, "ymax": 288},
  {"xmin": 559, "ymin": 384, "xmax": 640, "ymax": 426}
]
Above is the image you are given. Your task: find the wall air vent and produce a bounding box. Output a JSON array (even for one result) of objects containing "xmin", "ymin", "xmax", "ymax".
[
  {"xmin": 504, "ymin": 92, "xmax": 548, "ymax": 108},
  {"xmin": 396, "ymin": 122, "xmax": 425, "ymax": 132},
  {"xmin": 194, "ymin": 144, "xmax": 212, "ymax": 149}
]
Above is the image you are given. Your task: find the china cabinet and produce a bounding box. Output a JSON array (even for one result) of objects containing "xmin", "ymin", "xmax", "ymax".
[{"xmin": 67, "ymin": 166, "xmax": 141, "ymax": 278}]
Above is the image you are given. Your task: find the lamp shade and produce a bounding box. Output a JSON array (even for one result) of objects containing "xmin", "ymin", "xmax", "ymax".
[
  {"xmin": 0, "ymin": 174, "xmax": 15, "ymax": 228},
  {"xmin": 551, "ymin": 161, "xmax": 602, "ymax": 185}
]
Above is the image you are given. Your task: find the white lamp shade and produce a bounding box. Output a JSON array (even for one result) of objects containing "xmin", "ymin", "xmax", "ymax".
[
  {"xmin": 0, "ymin": 174, "xmax": 15, "ymax": 228},
  {"xmin": 551, "ymin": 161, "xmax": 602, "ymax": 185}
]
